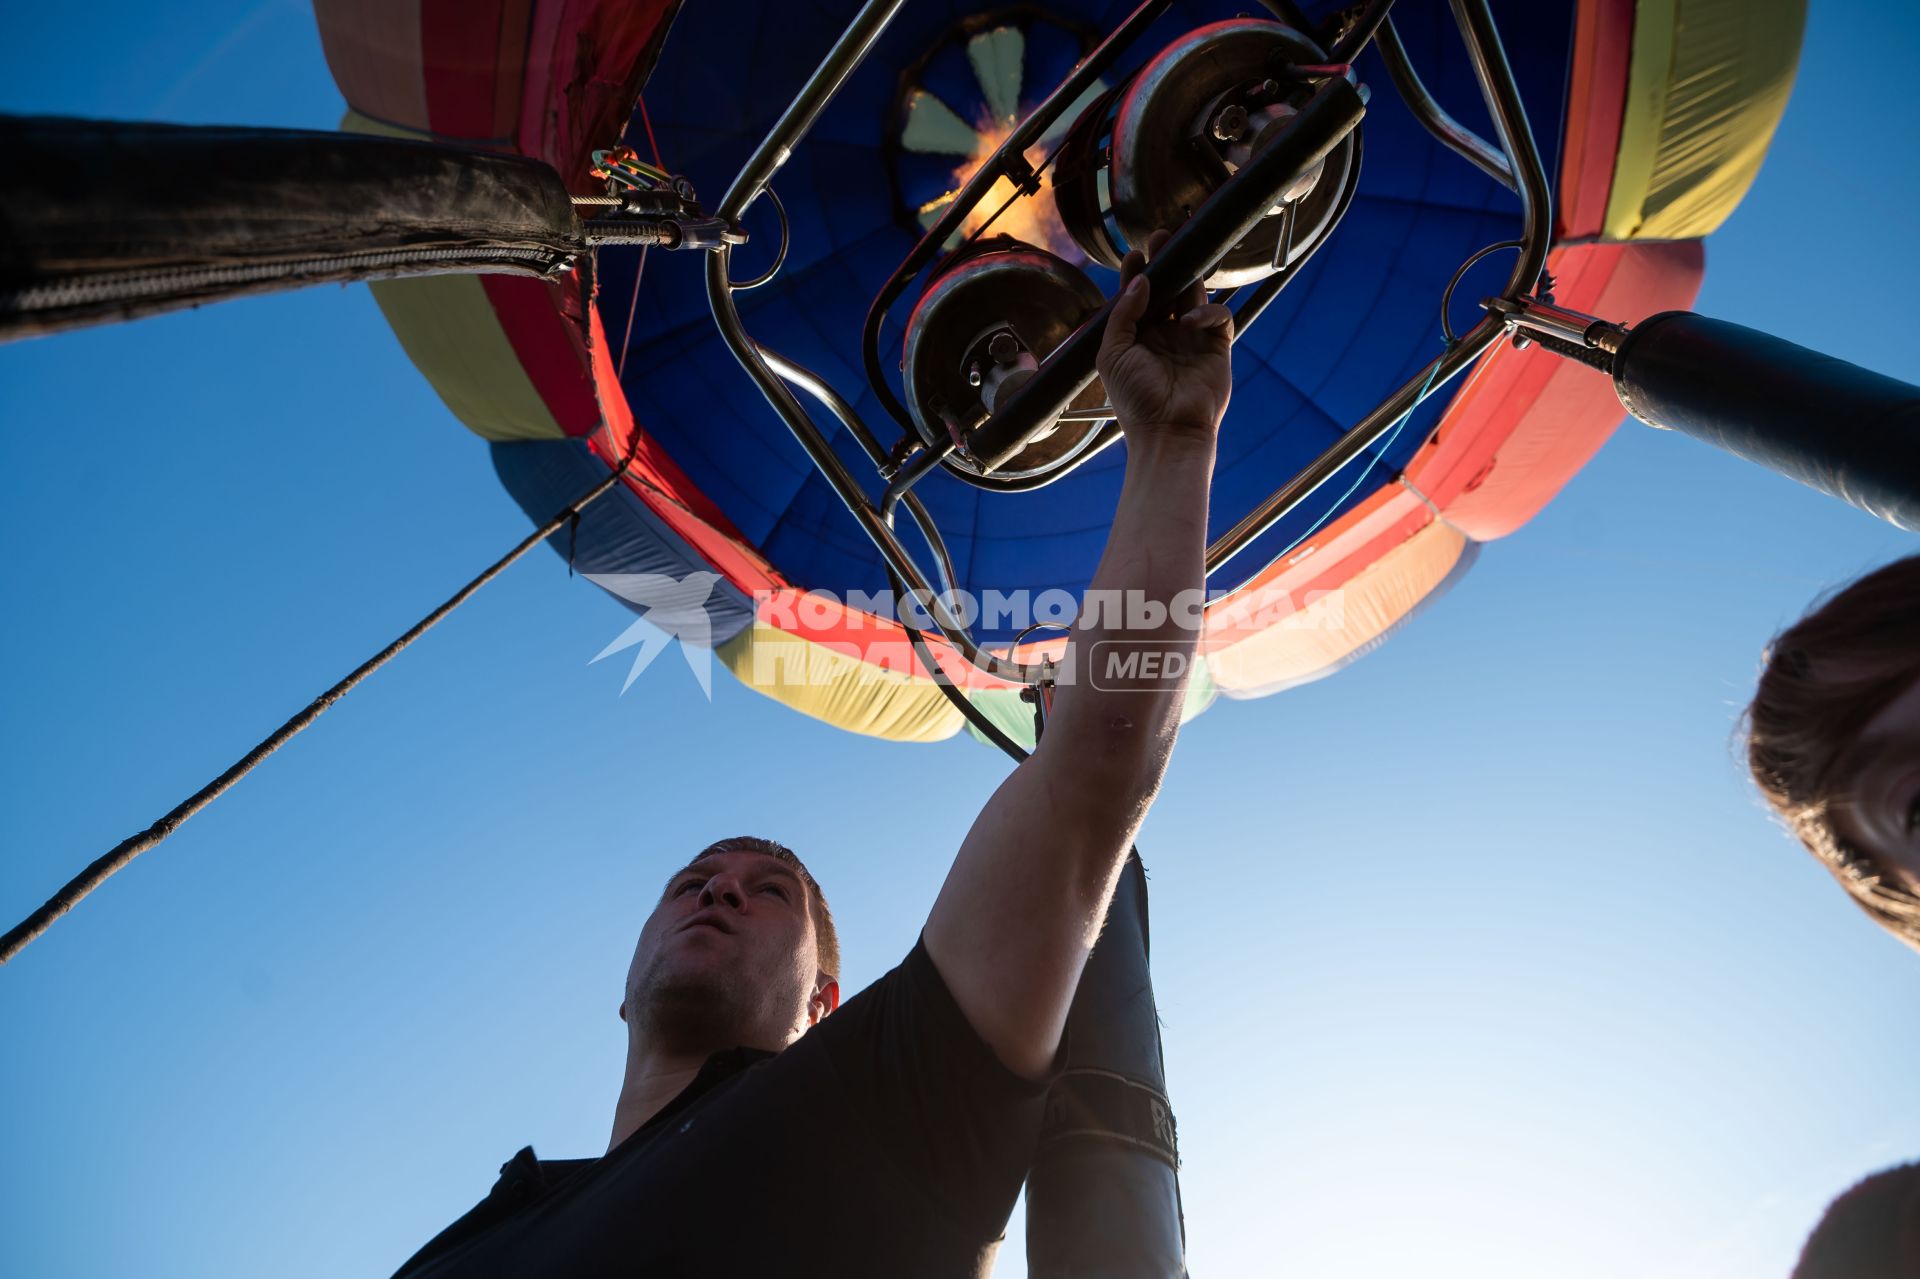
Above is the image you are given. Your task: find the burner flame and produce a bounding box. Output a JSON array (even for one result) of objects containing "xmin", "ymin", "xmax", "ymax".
[{"xmin": 922, "ymin": 111, "xmax": 1081, "ymax": 262}]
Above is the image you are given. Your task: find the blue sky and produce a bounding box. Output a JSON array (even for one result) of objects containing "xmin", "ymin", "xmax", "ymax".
[{"xmin": 2, "ymin": 3, "xmax": 1917, "ymax": 1277}]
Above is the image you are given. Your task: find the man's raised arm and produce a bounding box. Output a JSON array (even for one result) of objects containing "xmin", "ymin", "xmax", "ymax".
[{"xmin": 924, "ymin": 229, "xmax": 1232, "ymax": 1079}]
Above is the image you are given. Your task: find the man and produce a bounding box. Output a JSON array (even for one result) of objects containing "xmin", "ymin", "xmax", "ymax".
[
  {"xmin": 1744, "ymin": 553, "xmax": 1920, "ymax": 952},
  {"xmin": 392, "ymin": 228, "xmax": 1233, "ymax": 1277}
]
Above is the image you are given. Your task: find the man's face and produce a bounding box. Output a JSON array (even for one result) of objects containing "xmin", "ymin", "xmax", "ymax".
[
  {"xmin": 1832, "ymin": 671, "xmax": 1920, "ymax": 894},
  {"xmin": 622, "ymin": 851, "xmax": 829, "ymax": 1048}
]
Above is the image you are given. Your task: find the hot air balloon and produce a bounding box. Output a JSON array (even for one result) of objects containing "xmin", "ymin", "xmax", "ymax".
[
  {"xmin": 309, "ymin": 0, "xmax": 1810, "ymax": 752},
  {"xmin": 0, "ymin": 3, "xmax": 1845, "ymax": 1272}
]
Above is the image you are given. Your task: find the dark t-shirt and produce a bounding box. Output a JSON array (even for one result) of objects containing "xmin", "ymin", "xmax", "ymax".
[{"xmin": 392, "ymin": 938, "xmax": 1048, "ymax": 1278}]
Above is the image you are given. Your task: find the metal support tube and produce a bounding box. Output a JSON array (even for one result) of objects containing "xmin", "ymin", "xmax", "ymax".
[
  {"xmin": 1374, "ymin": 15, "xmax": 1515, "ymax": 190},
  {"xmin": 1326, "ymin": 0, "xmax": 1396, "ymax": 64},
  {"xmin": 1502, "ymin": 297, "xmax": 1611, "ymax": 347},
  {"xmin": 712, "ymin": 253, "xmax": 1036, "ymax": 680},
  {"xmin": 703, "ymin": 0, "xmax": 1043, "ymax": 684},
  {"xmin": 715, "ymin": 0, "xmax": 908, "ymax": 222},
  {"xmin": 759, "ymin": 344, "xmax": 892, "ymax": 468},
  {"xmin": 970, "ymin": 77, "xmax": 1367, "ymax": 475},
  {"xmin": 881, "ymin": 442, "xmax": 954, "ymax": 519},
  {"xmin": 762, "ymin": 347, "xmax": 965, "ymax": 599},
  {"xmin": 1447, "ymin": 0, "xmax": 1553, "ymax": 294},
  {"xmin": 1203, "ymin": 327, "xmax": 1501, "ymax": 575},
  {"xmin": 1203, "ymin": 0, "xmax": 1551, "ymax": 575}
]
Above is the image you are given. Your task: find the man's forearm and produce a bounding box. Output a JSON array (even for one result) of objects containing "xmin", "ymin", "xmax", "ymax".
[
  {"xmin": 921, "ymin": 238, "xmax": 1231, "ymax": 1080},
  {"xmin": 1034, "ymin": 431, "xmax": 1215, "ymax": 822}
]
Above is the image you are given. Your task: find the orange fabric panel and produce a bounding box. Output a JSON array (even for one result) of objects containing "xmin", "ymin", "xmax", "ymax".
[
  {"xmin": 1208, "ymin": 520, "xmax": 1472, "ymax": 697},
  {"xmin": 1410, "ymin": 239, "xmax": 1705, "ymax": 540},
  {"xmin": 1201, "ymin": 490, "xmax": 1431, "ymax": 655},
  {"xmin": 1197, "ymin": 324, "xmax": 1531, "ymax": 651},
  {"xmin": 1559, "ymin": 0, "xmax": 1636, "ymax": 240}
]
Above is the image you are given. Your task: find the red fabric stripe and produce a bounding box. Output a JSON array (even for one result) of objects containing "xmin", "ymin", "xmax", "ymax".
[
  {"xmin": 479, "ymin": 274, "xmax": 602, "ymax": 436},
  {"xmin": 312, "ymin": 0, "xmax": 432, "ymax": 134},
  {"xmin": 1558, "ymin": 0, "xmax": 1636, "ymax": 239},
  {"xmin": 583, "ymin": 305, "xmax": 784, "ymax": 596},
  {"xmin": 517, "ymin": 0, "xmax": 681, "ymax": 183},
  {"xmin": 742, "ymin": 590, "xmax": 1030, "ymax": 690}
]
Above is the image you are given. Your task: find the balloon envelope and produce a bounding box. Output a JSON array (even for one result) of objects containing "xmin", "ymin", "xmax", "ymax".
[{"xmin": 315, "ymin": 0, "xmax": 1804, "ymax": 741}]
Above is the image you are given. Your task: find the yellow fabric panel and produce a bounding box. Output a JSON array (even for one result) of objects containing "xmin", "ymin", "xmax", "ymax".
[
  {"xmin": 339, "ymin": 108, "xmax": 429, "ymax": 141},
  {"xmin": 367, "ymin": 275, "xmax": 568, "ymax": 441},
  {"xmin": 1208, "ymin": 520, "xmax": 1469, "ymax": 697},
  {"xmin": 717, "ymin": 623, "xmax": 966, "ymax": 743},
  {"xmin": 1604, "ymin": 0, "xmax": 1806, "ymax": 240}
]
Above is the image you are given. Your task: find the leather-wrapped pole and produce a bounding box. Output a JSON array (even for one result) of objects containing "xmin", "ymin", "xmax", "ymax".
[
  {"xmin": 1027, "ymin": 849, "xmax": 1186, "ymax": 1278},
  {"xmin": 1613, "ymin": 311, "xmax": 1920, "ymax": 530},
  {"xmin": 0, "ymin": 116, "xmax": 583, "ymax": 340}
]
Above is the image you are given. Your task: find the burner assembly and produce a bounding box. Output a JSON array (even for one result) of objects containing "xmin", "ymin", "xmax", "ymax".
[
  {"xmin": 898, "ymin": 15, "xmax": 1365, "ymax": 489},
  {"xmin": 902, "ymin": 243, "xmax": 1109, "ymax": 481},
  {"xmin": 1052, "ymin": 18, "xmax": 1358, "ymax": 287},
  {"xmin": 711, "ymin": 0, "xmax": 1560, "ymax": 680}
]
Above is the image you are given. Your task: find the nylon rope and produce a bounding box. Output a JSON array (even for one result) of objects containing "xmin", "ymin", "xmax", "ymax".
[
  {"xmin": 616, "ymin": 93, "xmax": 665, "ymax": 382},
  {"xmin": 0, "ymin": 426, "xmax": 650, "ymax": 966},
  {"xmin": 616, "ymin": 246, "xmax": 649, "ymax": 380}
]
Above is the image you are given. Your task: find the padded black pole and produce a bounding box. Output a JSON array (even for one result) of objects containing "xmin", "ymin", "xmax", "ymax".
[
  {"xmin": 1026, "ymin": 846, "xmax": 1186, "ymax": 1278},
  {"xmin": 0, "ymin": 115, "xmax": 585, "ymax": 340},
  {"xmin": 1611, "ymin": 312, "xmax": 1920, "ymax": 531}
]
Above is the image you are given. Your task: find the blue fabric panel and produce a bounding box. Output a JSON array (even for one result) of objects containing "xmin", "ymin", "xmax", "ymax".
[
  {"xmin": 593, "ymin": 0, "xmax": 1576, "ymax": 642},
  {"xmin": 489, "ymin": 440, "xmax": 757, "ymax": 647}
]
